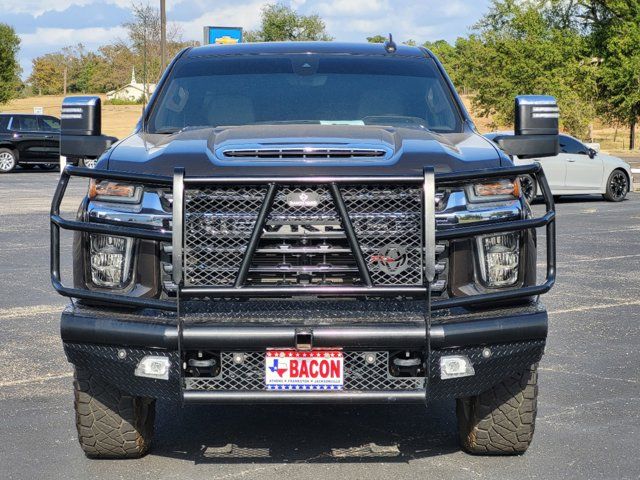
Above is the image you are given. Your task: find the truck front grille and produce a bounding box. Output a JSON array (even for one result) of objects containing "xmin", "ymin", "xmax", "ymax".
[{"xmin": 183, "ymin": 184, "xmax": 440, "ymax": 291}]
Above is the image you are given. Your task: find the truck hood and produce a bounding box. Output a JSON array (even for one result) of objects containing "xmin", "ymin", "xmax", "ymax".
[{"xmin": 106, "ymin": 124, "xmax": 507, "ymax": 176}]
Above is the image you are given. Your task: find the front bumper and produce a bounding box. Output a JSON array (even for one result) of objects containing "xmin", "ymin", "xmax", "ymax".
[{"xmin": 61, "ymin": 302, "xmax": 547, "ymax": 404}]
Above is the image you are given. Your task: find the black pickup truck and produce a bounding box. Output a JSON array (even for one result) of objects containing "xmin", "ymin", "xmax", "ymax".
[{"xmin": 51, "ymin": 40, "xmax": 558, "ymax": 458}]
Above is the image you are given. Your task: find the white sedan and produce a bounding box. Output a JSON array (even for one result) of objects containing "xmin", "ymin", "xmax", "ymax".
[{"xmin": 486, "ymin": 133, "xmax": 633, "ymax": 202}]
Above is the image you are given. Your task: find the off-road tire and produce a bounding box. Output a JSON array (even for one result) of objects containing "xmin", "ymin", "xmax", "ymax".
[
  {"xmin": 456, "ymin": 364, "xmax": 538, "ymax": 455},
  {"xmin": 73, "ymin": 366, "xmax": 155, "ymax": 458},
  {"xmin": 603, "ymin": 169, "xmax": 629, "ymax": 202}
]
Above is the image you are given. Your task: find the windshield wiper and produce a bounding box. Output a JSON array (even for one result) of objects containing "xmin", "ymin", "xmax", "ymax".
[
  {"xmin": 154, "ymin": 127, "xmax": 181, "ymax": 134},
  {"xmin": 153, "ymin": 125, "xmax": 213, "ymax": 135}
]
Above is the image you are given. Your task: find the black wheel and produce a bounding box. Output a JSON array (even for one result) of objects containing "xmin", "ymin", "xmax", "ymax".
[
  {"xmin": 519, "ymin": 175, "xmax": 536, "ymax": 203},
  {"xmin": 38, "ymin": 163, "xmax": 58, "ymax": 171},
  {"xmin": 457, "ymin": 365, "xmax": 538, "ymax": 455},
  {"xmin": 79, "ymin": 157, "xmax": 99, "ymax": 169},
  {"xmin": 73, "ymin": 366, "xmax": 155, "ymax": 458},
  {"xmin": 0, "ymin": 148, "xmax": 17, "ymax": 173},
  {"xmin": 603, "ymin": 169, "xmax": 629, "ymax": 202}
]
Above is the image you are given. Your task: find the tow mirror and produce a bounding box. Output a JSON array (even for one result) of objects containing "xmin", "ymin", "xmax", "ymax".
[
  {"xmin": 494, "ymin": 95, "xmax": 559, "ymax": 159},
  {"xmin": 60, "ymin": 96, "xmax": 118, "ymax": 168}
]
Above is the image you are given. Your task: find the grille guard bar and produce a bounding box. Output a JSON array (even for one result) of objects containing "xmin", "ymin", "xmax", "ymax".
[{"xmin": 50, "ymin": 163, "xmax": 556, "ymax": 312}]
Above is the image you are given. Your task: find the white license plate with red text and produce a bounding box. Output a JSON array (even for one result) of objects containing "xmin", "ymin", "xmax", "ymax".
[{"xmin": 265, "ymin": 350, "xmax": 343, "ymax": 390}]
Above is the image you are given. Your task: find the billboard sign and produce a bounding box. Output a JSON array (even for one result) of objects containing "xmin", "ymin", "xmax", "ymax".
[{"xmin": 203, "ymin": 26, "xmax": 243, "ymax": 45}]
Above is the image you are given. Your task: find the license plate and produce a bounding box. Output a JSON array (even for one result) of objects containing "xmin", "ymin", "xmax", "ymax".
[{"xmin": 265, "ymin": 350, "xmax": 343, "ymax": 390}]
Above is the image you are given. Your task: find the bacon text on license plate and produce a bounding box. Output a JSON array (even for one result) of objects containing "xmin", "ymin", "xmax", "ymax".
[{"xmin": 265, "ymin": 350, "xmax": 343, "ymax": 390}]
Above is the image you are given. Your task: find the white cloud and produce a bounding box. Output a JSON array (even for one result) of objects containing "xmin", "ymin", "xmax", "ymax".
[
  {"xmin": 20, "ymin": 26, "xmax": 127, "ymax": 48},
  {"xmin": 315, "ymin": 0, "xmax": 387, "ymax": 17},
  {"xmin": 2, "ymin": 0, "xmax": 131, "ymax": 16}
]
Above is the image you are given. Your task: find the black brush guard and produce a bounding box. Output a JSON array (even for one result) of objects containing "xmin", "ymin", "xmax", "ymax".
[{"xmin": 51, "ymin": 164, "xmax": 556, "ymax": 404}]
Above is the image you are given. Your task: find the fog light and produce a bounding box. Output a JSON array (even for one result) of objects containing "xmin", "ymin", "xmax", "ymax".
[
  {"xmin": 89, "ymin": 234, "xmax": 134, "ymax": 288},
  {"xmin": 135, "ymin": 356, "xmax": 170, "ymax": 380},
  {"xmin": 440, "ymin": 355, "xmax": 474, "ymax": 380},
  {"xmin": 477, "ymin": 232, "xmax": 520, "ymax": 287}
]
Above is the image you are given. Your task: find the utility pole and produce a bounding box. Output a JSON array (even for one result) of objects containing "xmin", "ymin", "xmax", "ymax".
[
  {"xmin": 63, "ymin": 66, "xmax": 67, "ymax": 96},
  {"xmin": 160, "ymin": 0, "xmax": 167, "ymax": 72},
  {"xmin": 143, "ymin": 21, "xmax": 147, "ymax": 110}
]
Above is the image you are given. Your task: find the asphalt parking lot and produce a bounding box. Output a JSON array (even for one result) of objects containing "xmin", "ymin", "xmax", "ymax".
[{"xmin": 1, "ymin": 169, "xmax": 638, "ymax": 480}]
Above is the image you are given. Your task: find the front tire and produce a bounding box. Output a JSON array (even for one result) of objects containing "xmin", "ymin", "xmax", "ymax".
[
  {"xmin": 73, "ymin": 366, "xmax": 155, "ymax": 458},
  {"xmin": 603, "ymin": 169, "xmax": 629, "ymax": 202},
  {"xmin": 0, "ymin": 148, "xmax": 17, "ymax": 173},
  {"xmin": 457, "ymin": 365, "xmax": 538, "ymax": 455}
]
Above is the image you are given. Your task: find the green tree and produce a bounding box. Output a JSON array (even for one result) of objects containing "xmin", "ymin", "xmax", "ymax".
[
  {"xmin": 423, "ymin": 39, "xmax": 465, "ymax": 89},
  {"xmin": 462, "ymin": 1, "xmax": 596, "ymax": 136},
  {"xmin": 245, "ymin": 3, "xmax": 333, "ymax": 42},
  {"xmin": 0, "ymin": 23, "xmax": 21, "ymax": 104},
  {"xmin": 29, "ymin": 53, "xmax": 66, "ymax": 95},
  {"xmin": 588, "ymin": 0, "xmax": 640, "ymax": 149},
  {"xmin": 366, "ymin": 34, "xmax": 387, "ymax": 43}
]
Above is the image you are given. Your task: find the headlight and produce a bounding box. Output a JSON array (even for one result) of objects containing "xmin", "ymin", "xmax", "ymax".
[
  {"xmin": 89, "ymin": 180, "xmax": 142, "ymax": 203},
  {"xmin": 476, "ymin": 232, "xmax": 520, "ymax": 287},
  {"xmin": 467, "ymin": 178, "xmax": 519, "ymax": 202},
  {"xmin": 89, "ymin": 234, "xmax": 134, "ymax": 288}
]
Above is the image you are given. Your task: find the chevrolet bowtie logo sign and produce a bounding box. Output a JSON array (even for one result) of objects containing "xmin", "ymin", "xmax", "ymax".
[{"xmin": 286, "ymin": 191, "xmax": 320, "ymax": 208}]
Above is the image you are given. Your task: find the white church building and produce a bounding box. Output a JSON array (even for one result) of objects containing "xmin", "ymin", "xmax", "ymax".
[{"xmin": 106, "ymin": 68, "xmax": 156, "ymax": 102}]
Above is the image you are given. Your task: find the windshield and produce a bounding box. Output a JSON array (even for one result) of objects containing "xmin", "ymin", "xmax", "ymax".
[{"xmin": 147, "ymin": 54, "xmax": 463, "ymax": 134}]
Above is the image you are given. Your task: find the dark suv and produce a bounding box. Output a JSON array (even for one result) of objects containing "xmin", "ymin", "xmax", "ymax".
[
  {"xmin": 51, "ymin": 41, "xmax": 559, "ymax": 458},
  {"xmin": 0, "ymin": 113, "xmax": 60, "ymax": 172}
]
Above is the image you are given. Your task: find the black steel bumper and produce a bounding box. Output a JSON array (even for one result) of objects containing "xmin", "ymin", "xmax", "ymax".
[{"xmin": 62, "ymin": 303, "xmax": 547, "ymax": 404}]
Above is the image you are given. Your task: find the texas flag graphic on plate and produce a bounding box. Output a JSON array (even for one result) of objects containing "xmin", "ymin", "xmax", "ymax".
[{"xmin": 265, "ymin": 350, "xmax": 344, "ymax": 390}]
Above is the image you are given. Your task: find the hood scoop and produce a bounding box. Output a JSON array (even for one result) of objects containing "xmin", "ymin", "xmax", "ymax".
[{"xmin": 222, "ymin": 147, "xmax": 387, "ymax": 160}]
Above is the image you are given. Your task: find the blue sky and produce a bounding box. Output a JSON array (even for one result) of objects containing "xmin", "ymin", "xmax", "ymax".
[{"xmin": 4, "ymin": 0, "xmax": 491, "ymax": 79}]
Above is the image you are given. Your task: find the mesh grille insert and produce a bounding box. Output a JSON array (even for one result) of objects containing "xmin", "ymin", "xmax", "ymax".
[
  {"xmin": 182, "ymin": 184, "xmax": 425, "ymax": 288},
  {"xmin": 184, "ymin": 351, "xmax": 425, "ymax": 391},
  {"xmin": 342, "ymin": 186, "xmax": 423, "ymax": 286},
  {"xmin": 184, "ymin": 186, "xmax": 267, "ymax": 286}
]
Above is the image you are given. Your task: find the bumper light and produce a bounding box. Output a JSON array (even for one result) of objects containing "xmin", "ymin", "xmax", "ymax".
[
  {"xmin": 135, "ymin": 356, "xmax": 170, "ymax": 380},
  {"xmin": 440, "ymin": 355, "xmax": 475, "ymax": 380},
  {"xmin": 477, "ymin": 232, "xmax": 520, "ymax": 287},
  {"xmin": 89, "ymin": 234, "xmax": 134, "ymax": 288}
]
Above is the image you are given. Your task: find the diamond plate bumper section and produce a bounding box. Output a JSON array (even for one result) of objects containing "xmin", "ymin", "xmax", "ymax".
[
  {"xmin": 62, "ymin": 306, "xmax": 547, "ymax": 404},
  {"xmin": 64, "ymin": 341, "xmax": 544, "ymax": 403}
]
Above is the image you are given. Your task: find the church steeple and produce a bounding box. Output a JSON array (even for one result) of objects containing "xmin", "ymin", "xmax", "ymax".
[{"xmin": 131, "ymin": 67, "xmax": 136, "ymax": 85}]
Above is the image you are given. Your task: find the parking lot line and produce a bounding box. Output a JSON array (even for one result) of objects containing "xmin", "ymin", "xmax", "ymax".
[
  {"xmin": 0, "ymin": 304, "xmax": 63, "ymax": 320},
  {"xmin": 549, "ymin": 300, "xmax": 640, "ymax": 315},
  {"xmin": 0, "ymin": 372, "xmax": 73, "ymax": 388}
]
